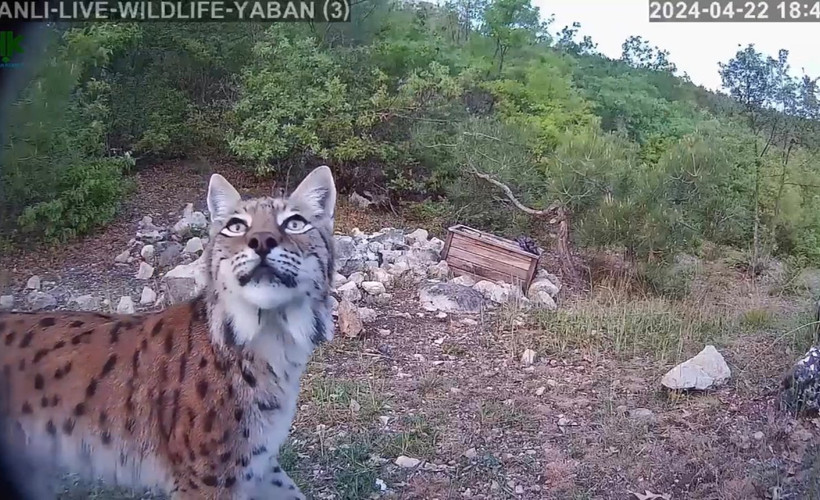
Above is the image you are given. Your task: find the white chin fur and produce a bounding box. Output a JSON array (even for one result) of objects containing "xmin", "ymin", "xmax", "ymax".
[{"xmin": 241, "ymin": 282, "xmax": 299, "ymax": 310}]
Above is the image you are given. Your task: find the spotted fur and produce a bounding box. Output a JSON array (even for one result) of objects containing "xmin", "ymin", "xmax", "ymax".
[{"xmin": 0, "ymin": 166, "xmax": 337, "ymax": 499}]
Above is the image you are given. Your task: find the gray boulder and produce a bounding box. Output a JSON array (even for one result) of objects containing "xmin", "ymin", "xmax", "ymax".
[{"xmin": 418, "ymin": 282, "xmax": 487, "ymax": 313}]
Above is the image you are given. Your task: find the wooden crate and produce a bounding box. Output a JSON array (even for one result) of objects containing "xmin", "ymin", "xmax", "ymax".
[{"xmin": 441, "ymin": 224, "xmax": 539, "ymax": 292}]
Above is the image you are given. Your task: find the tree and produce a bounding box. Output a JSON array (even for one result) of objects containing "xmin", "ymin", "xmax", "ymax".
[
  {"xmin": 719, "ymin": 45, "xmax": 820, "ymax": 268},
  {"xmin": 554, "ymin": 21, "xmax": 598, "ymax": 56},
  {"xmin": 621, "ymin": 35, "xmax": 677, "ymax": 73},
  {"xmin": 482, "ymin": 0, "xmax": 539, "ymax": 72}
]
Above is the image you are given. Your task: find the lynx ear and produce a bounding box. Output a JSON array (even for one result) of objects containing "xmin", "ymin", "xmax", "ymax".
[
  {"xmin": 289, "ymin": 166, "xmax": 336, "ymax": 220},
  {"xmin": 207, "ymin": 174, "xmax": 241, "ymax": 221}
]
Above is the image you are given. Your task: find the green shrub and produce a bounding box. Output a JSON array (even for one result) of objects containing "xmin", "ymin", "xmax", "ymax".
[{"xmin": 18, "ymin": 156, "xmax": 134, "ymax": 241}]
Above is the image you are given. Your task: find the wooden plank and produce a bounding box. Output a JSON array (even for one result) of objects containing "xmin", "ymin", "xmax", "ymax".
[
  {"xmin": 448, "ymin": 224, "xmax": 534, "ymax": 258},
  {"xmin": 524, "ymin": 257, "xmax": 538, "ymax": 293},
  {"xmin": 447, "ymin": 246, "xmax": 529, "ymax": 280},
  {"xmin": 442, "ymin": 229, "xmax": 454, "ymax": 261},
  {"xmin": 451, "ymin": 233, "xmax": 532, "ymax": 271},
  {"xmin": 447, "ymin": 255, "xmax": 526, "ymax": 286}
]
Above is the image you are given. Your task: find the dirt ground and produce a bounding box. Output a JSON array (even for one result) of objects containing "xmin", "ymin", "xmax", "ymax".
[{"xmin": 2, "ymin": 162, "xmax": 820, "ymax": 500}]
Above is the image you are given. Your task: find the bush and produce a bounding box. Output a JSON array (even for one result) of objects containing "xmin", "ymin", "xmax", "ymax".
[{"xmin": 18, "ymin": 157, "xmax": 134, "ymax": 241}]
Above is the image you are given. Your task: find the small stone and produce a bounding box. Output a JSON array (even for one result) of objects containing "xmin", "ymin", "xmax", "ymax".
[
  {"xmin": 428, "ymin": 260, "xmax": 450, "ymax": 279},
  {"xmin": 347, "ymin": 272, "xmax": 366, "ymax": 285},
  {"xmin": 338, "ymin": 299, "xmax": 363, "ymax": 337},
  {"xmin": 521, "ymin": 348, "xmax": 537, "ymax": 366},
  {"xmin": 490, "ymin": 481, "xmax": 500, "ymax": 491},
  {"xmin": 117, "ymin": 296, "xmax": 135, "ymax": 314},
  {"xmin": 26, "ymin": 275, "xmax": 41, "ymax": 290},
  {"xmin": 460, "ymin": 318, "xmax": 478, "ymax": 326},
  {"xmin": 451, "ymin": 275, "xmax": 475, "ymax": 287},
  {"xmin": 406, "ymin": 228, "xmax": 429, "ymax": 245},
  {"xmin": 754, "ymin": 431, "xmax": 765, "ymax": 441},
  {"xmin": 183, "ymin": 237, "xmax": 204, "ymax": 254},
  {"xmin": 349, "ymin": 399, "xmax": 361, "ymax": 412},
  {"xmin": 514, "ymin": 485, "xmax": 524, "ymax": 494},
  {"xmin": 627, "ymin": 408, "xmax": 656, "ymax": 423},
  {"xmin": 333, "ymin": 272, "xmax": 347, "ymax": 288},
  {"xmin": 464, "ymin": 448, "xmax": 478, "ymax": 459},
  {"xmin": 358, "ymin": 307, "xmax": 378, "ymax": 323},
  {"xmin": 361, "ymin": 281, "xmax": 386, "ymax": 295},
  {"xmin": 378, "ymin": 328, "xmax": 391, "ymax": 336},
  {"xmin": 157, "ymin": 242, "xmax": 183, "ymax": 268},
  {"xmin": 338, "ymin": 281, "xmax": 362, "ymax": 302},
  {"xmin": 27, "ymin": 291, "xmax": 56, "ymax": 311},
  {"xmin": 379, "ymin": 416, "xmax": 390, "ymax": 426},
  {"xmin": 136, "ymin": 262, "xmax": 154, "ymax": 280},
  {"xmin": 70, "ymin": 294, "xmax": 99, "ymax": 311},
  {"xmin": 395, "ymin": 456, "xmax": 421, "ymax": 468},
  {"xmin": 140, "ymin": 244, "xmax": 155, "ymax": 261},
  {"xmin": 0, "ymin": 295, "xmax": 14, "ymax": 310},
  {"xmin": 436, "ymin": 312, "xmax": 448, "ymax": 320},
  {"xmin": 140, "ymin": 287, "xmax": 157, "ymax": 305},
  {"xmin": 114, "ymin": 250, "xmax": 130, "ymax": 263},
  {"xmin": 535, "ymin": 386, "xmax": 546, "ymax": 396}
]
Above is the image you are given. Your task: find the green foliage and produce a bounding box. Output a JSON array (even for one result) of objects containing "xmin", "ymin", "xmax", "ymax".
[{"xmin": 18, "ymin": 157, "xmax": 134, "ymax": 241}]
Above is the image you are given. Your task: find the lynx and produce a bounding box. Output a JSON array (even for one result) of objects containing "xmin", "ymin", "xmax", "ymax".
[{"xmin": 0, "ymin": 166, "xmax": 338, "ymax": 499}]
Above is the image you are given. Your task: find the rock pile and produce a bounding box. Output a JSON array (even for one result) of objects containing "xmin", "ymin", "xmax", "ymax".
[{"xmin": 162, "ymin": 225, "xmax": 561, "ymax": 335}]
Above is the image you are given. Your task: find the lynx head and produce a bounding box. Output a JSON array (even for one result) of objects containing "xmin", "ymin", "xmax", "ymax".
[{"xmin": 205, "ymin": 166, "xmax": 336, "ymax": 317}]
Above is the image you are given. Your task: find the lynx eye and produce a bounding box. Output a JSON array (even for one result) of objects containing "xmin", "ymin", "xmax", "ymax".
[
  {"xmin": 283, "ymin": 215, "xmax": 311, "ymax": 234},
  {"xmin": 221, "ymin": 217, "xmax": 248, "ymax": 237}
]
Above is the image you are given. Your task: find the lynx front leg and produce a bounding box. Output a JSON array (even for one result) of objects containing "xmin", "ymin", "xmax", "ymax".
[{"xmin": 244, "ymin": 459, "xmax": 305, "ymax": 500}]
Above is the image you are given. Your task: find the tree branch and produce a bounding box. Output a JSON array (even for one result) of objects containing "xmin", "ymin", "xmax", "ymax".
[{"xmin": 471, "ymin": 169, "xmax": 562, "ymax": 217}]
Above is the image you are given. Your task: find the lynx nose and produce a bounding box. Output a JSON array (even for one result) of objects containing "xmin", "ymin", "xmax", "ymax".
[{"xmin": 248, "ymin": 232, "xmax": 278, "ymax": 257}]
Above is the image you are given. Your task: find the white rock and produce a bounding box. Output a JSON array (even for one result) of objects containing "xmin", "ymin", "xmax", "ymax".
[
  {"xmin": 379, "ymin": 416, "xmax": 390, "ymax": 426},
  {"xmin": 428, "ymin": 260, "xmax": 450, "ymax": 279},
  {"xmin": 183, "ymin": 237, "xmax": 204, "ymax": 254},
  {"xmin": 338, "ymin": 299, "xmax": 363, "ymax": 338},
  {"xmin": 661, "ymin": 345, "xmax": 731, "ymax": 391},
  {"xmin": 361, "ymin": 281, "xmax": 386, "ymax": 295},
  {"xmin": 347, "ymin": 272, "xmax": 366, "ymax": 285},
  {"xmin": 427, "ymin": 237, "xmax": 445, "ymax": 255},
  {"xmin": 69, "ymin": 294, "xmax": 99, "ymax": 311},
  {"xmin": 26, "ymin": 275, "xmax": 41, "ymax": 290},
  {"xmin": 528, "ymin": 284, "xmax": 558, "ymax": 310},
  {"xmin": 163, "ymin": 255, "xmax": 208, "ymax": 304},
  {"xmin": 0, "ymin": 295, "xmax": 14, "ymax": 310},
  {"xmin": 114, "ymin": 249, "xmax": 131, "ymax": 263},
  {"xmin": 337, "ymin": 281, "xmax": 362, "ymax": 302},
  {"xmin": 368, "ymin": 267, "xmax": 392, "ymax": 286},
  {"xmin": 529, "ymin": 277, "xmax": 559, "ymax": 298},
  {"xmin": 135, "ymin": 262, "xmax": 155, "ymax": 280},
  {"xmin": 117, "ymin": 296, "xmax": 135, "ymax": 314},
  {"xmin": 349, "ymin": 192, "xmax": 373, "ymax": 209},
  {"xmin": 436, "ymin": 312, "xmax": 448, "ymax": 319},
  {"xmin": 386, "ymin": 260, "xmax": 411, "ymax": 276},
  {"xmin": 535, "ymin": 386, "xmax": 546, "ymax": 396},
  {"xmin": 140, "ymin": 244, "xmax": 155, "ymax": 261},
  {"xmin": 395, "ymin": 456, "xmax": 421, "ymax": 468},
  {"xmin": 473, "ymin": 280, "xmax": 517, "ymax": 304},
  {"xmin": 464, "ymin": 448, "xmax": 478, "ymax": 459},
  {"xmin": 358, "ymin": 307, "xmax": 378, "ymax": 323},
  {"xmin": 521, "ymin": 348, "xmax": 537, "ymax": 366},
  {"xmin": 406, "ymin": 228, "xmax": 429, "ymax": 245},
  {"xmin": 140, "ymin": 287, "xmax": 157, "ymax": 305},
  {"xmin": 452, "ymin": 275, "xmax": 476, "ymax": 287},
  {"xmin": 332, "ymin": 273, "xmax": 347, "ymax": 288}
]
